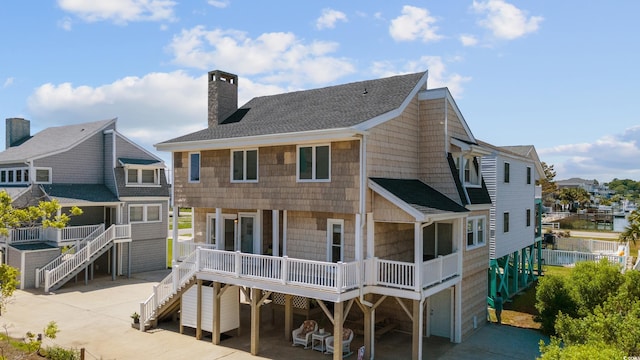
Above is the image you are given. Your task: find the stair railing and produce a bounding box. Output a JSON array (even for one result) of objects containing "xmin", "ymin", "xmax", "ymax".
[
  {"xmin": 36, "ymin": 224, "xmax": 105, "ymax": 288},
  {"xmin": 43, "ymin": 224, "xmax": 130, "ymax": 292},
  {"xmin": 139, "ymin": 250, "xmax": 199, "ymax": 331}
]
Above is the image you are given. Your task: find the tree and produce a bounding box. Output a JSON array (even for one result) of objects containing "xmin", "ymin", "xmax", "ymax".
[
  {"xmin": 536, "ymin": 162, "xmax": 558, "ymax": 208},
  {"xmin": 537, "ymin": 260, "xmax": 640, "ymax": 357},
  {"xmin": 619, "ymin": 209, "xmax": 640, "ymax": 245},
  {"xmin": 557, "ymin": 188, "xmax": 591, "ymax": 212},
  {"xmin": 0, "ymin": 190, "xmax": 81, "ymax": 313}
]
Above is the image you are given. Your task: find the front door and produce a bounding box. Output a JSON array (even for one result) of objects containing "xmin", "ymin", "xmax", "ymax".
[
  {"xmin": 430, "ymin": 289, "xmax": 452, "ymax": 338},
  {"xmin": 239, "ymin": 214, "xmax": 257, "ymax": 253},
  {"xmin": 222, "ymin": 217, "xmax": 236, "ymax": 251}
]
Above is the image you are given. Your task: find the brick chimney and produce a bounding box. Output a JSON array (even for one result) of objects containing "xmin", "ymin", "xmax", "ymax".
[
  {"xmin": 208, "ymin": 70, "xmax": 238, "ymax": 127},
  {"xmin": 5, "ymin": 118, "xmax": 31, "ymax": 149}
]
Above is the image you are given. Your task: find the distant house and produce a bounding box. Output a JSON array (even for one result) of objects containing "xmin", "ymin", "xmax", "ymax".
[
  {"xmin": 556, "ymin": 177, "xmax": 613, "ymax": 200},
  {"xmin": 0, "ymin": 118, "xmax": 170, "ymax": 291},
  {"xmin": 478, "ymin": 142, "xmax": 544, "ymax": 300},
  {"xmin": 146, "ymin": 70, "xmax": 494, "ymax": 360}
]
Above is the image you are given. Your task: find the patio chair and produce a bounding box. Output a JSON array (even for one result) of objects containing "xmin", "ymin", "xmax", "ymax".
[
  {"xmin": 292, "ymin": 320, "xmax": 318, "ymax": 348},
  {"xmin": 324, "ymin": 328, "xmax": 354, "ymax": 357}
]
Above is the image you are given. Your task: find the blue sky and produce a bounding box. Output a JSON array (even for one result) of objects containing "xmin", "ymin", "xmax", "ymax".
[{"xmin": 1, "ymin": 1, "xmax": 639, "ymax": 183}]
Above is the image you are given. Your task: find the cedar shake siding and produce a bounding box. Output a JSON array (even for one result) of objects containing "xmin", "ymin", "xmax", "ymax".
[
  {"xmin": 172, "ymin": 141, "xmax": 360, "ymax": 214},
  {"xmin": 367, "ymin": 96, "xmax": 420, "ymax": 179},
  {"xmin": 418, "ymin": 98, "xmax": 461, "ymax": 202}
]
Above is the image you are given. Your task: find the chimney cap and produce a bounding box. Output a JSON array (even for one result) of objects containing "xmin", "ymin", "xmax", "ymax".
[{"xmin": 208, "ymin": 70, "xmax": 238, "ymax": 84}]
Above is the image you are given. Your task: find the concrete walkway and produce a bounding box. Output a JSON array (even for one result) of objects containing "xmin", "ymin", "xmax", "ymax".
[{"xmin": 1, "ymin": 271, "xmax": 547, "ymax": 359}]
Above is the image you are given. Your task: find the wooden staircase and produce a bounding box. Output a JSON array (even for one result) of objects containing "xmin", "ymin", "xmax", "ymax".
[
  {"xmin": 40, "ymin": 224, "xmax": 131, "ymax": 292},
  {"xmin": 139, "ymin": 251, "xmax": 198, "ymax": 331}
]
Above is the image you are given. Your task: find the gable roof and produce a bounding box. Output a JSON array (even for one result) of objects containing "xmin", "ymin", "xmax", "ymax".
[
  {"xmin": 369, "ymin": 178, "xmax": 468, "ymax": 222},
  {"xmin": 0, "ymin": 118, "xmax": 116, "ymax": 164},
  {"xmin": 156, "ymin": 72, "xmax": 427, "ymax": 150},
  {"xmin": 477, "ymin": 140, "xmax": 545, "ymax": 178}
]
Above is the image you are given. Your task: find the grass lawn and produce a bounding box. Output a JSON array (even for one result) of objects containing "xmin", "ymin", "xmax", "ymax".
[{"xmin": 489, "ymin": 265, "xmax": 573, "ymax": 329}]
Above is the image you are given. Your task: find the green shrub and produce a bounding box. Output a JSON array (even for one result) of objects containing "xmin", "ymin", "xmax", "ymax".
[{"xmin": 42, "ymin": 346, "xmax": 81, "ymax": 360}]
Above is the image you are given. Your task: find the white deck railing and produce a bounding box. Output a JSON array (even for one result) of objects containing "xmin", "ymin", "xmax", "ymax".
[
  {"xmin": 139, "ymin": 248, "xmax": 462, "ymax": 332},
  {"xmin": 140, "ymin": 251, "xmax": 198, "ymax": 330},
  {"xmin": 195, "ymin": 249, "xmax": 461, "ymax": 293},
  {"xmin": 36, "ymin": 224, "xmax": 105, "ymax": 288},
  {"xmin": 176, "ymin": 239, "xmax": 215, "ymax": 260},
  {"xmin": 42, "ymin": 224, "xmax": 130, "ymax": 292},
  {"xmin": 0, "ymin": 224, "xmax": 103, "ymax": 245}
]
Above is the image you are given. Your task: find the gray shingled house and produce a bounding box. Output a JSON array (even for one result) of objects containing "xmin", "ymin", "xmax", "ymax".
[
  {"xmin": 146, "ymin": 70, "xmax": 492, "ymax": 359},
  {"xmin": 0, "ymin": 118, "xmax": 170, "ymax": 291}
]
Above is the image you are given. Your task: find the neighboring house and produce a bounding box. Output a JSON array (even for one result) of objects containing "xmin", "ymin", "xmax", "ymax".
[
  {"xmin": 150, "ymin": 70, "xmax": 492, "ymax": 360},
  {"xmin": 0, "ymin": 118, "xmax": 170, "ymax": 291},
  {"xmin": 478, "ymin": 142, "xmax": 544, "ymax": 300},
  {"xmin": 556, "ymin": 177, "xmax": 613, "ymax": 199}
]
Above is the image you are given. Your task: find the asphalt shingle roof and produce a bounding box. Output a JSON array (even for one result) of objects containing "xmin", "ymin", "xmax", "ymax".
[
  {"xmin": 160, "ymin": 72, "xmax": 426, "ymax": 144},
  {"xmin": 370, "ymin": 177, "xmax": 468, "ymax": 215},
  {"xmin": 41, "ymin": 184, "xmax": 119, "ymax": 204},
  {"xmin": 0, "ymin": 119, "xmax": 115, "ymax": 163}
]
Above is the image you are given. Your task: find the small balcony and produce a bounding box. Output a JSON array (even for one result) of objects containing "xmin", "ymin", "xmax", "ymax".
[
  {"xmin": 0, "ymin": 224, "xmax": 105, "ymax": 246},
  {"xmin": 181, "ymin": 246, "xmax": 461, "ymax": 301}
]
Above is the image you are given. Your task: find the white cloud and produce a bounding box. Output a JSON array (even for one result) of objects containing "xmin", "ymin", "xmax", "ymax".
[
  {"xmin": 27, "ymin": 71, "xmax": 205, "ymax": 158},
  {"xmin": 58, "ymin": 17, "xmax": 73, "ymax": 31},
  {"xmin": 472, "ymin": 0, "xmax": 543, "ymax": 40},
  {"xmin": 3, "ymin": 77, "xmax": 14, "ymax": 88},
  {"xmin": 167, "ymin": 26, "xmax": 356, "ymax": 86},
  {"xmin": 460, "ymin": 34, "xmax": 478, "ymax": 46},
  {"xmin": 389, "ymin": 5, "xmax": 443, "ymax": 43},
  {"xmin": 316, "ymin": 8, "xmax": 348, "ymax": 30},
  {"xmin": 371, "ymin": 56, "xmax": 471, "ymax": 98},
  {"xmin": 24, "ymin": 71, "xmax": 293, "ymax": 160},
  {"xmin": 207, "ymin": 0, "xmax": 229, "ymax": 8},
  {"xmin": 57, "ymin": 0, "xmax": 176, "ymax": 24},
  {"xmin": 539, "ymin": 126, "xmax": 640, "ymax": 182}
]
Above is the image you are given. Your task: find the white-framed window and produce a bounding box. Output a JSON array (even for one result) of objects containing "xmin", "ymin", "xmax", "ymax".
[
  {"xmin": 129, "ymin": 204, "xmax": 162, "ymax": 223},
  {"xmin": 327, "ymin": 219, "xmax": 344, "ymax": 263},
  {"xmin": 34, "ymin": 167, "xmax": 52, "ymax": 184},
  {"xmin": 466, "ymin": 216, "xmax": 486, "ymax": 249},
  {"xmin": 0, "ymin": 168, "xmax": 29, "ymax": 185},
  {"xmin": 454, "ymin": 155, "xmax": 481, "ymax": 186},
  {"xmin": 526, "ymin": 209, "xmax": 531, "ymax": 227},
  {"xmin": 189, "ymin": 152, "xmax": 200, "ymax": 183},
  {"xmin": 504, "ymin": 162, "xmax": 510, "ymax": 183},
  {"xmin": 126, "ymin": 168, "xmax": 159, "ymax": 186},
  {"xmin": 526, "ymin": 166, "xmax": 532, "ymax": 185},
  {"xmin": 231, "ymin": 149, "xmax": 258, "ymax": 182},
  {"xmin": 298, "ymin": 144, "xmax": 330, "ymax": 181},
  {"xmin": 503, "ymin": 212, "xmax": 510, "ymax": 233}
]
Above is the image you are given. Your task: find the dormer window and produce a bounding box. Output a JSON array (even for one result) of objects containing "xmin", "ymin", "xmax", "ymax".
[
  {"xmin": 126, "ymin": 168, "xmax": 159, "ymax": 186},
  {"xmin": 119, "ymin": 158, "xmax": 163, "ymax": 187},
  {"xmin": 454, "ymin": 154, "xmax": 481, "ymax": 187}
]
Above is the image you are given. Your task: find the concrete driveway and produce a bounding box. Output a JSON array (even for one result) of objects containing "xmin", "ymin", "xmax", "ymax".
[{"xmin": 2, "ymin": 271, "xmax": 547, "ymax": 359}]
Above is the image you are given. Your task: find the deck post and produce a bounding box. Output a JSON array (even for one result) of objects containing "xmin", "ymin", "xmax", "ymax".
[
  {"xmin": 212, "ymin": 282, "xmax": 221, "ymax": 344},
  {"xmin": 284, "ymin": 294, "xmax": 293, "ymax": 341},
  {"xmin": 414, "ymin": 222, "xmax": 422, "ymax": 291},
  {"xmin": 333, "ymin": 302, "xmax": 343, "ymax": 360},
  {"xmin": 196, "ymin": 279, "xmax": 203, "ymax": 340},
  {"xmin": 363, "ymin": 294, "xmax": 373, "ymax": 360},
  {"xmin": 412, "ymin": 299, "xmax": 421, "ymax": 360},
  {"xmin": 44, "ymin": 270, "xmax": 50, "ymax": 293},
  {"xmin": 112, "ymin": 245, "xmax": 116, "ymax": 281},
  {"xmin": 250, "ymin": 287, "xmax": 261, "ymax": 355}
]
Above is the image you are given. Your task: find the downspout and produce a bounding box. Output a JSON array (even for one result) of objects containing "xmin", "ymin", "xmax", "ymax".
[{"xmin": 357, "ymin": 133, "xmax": 373, "ymax": 308}]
